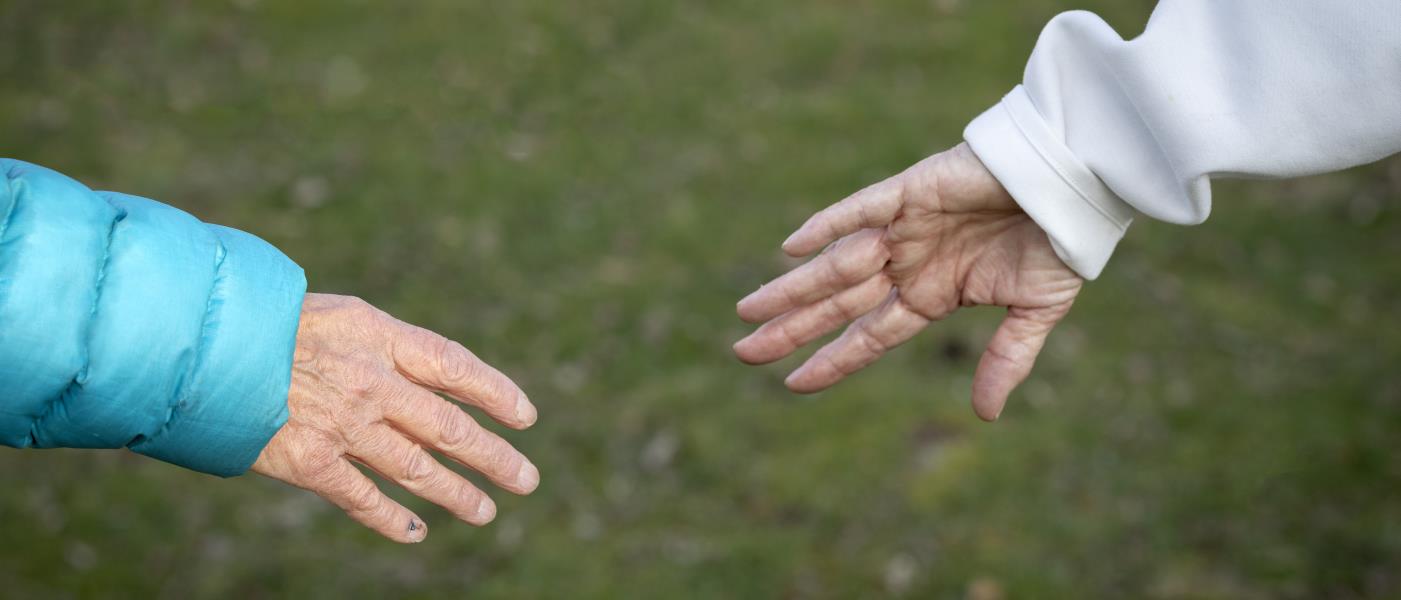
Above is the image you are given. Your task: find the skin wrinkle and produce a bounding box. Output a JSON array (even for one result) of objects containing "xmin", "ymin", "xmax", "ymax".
[
  {"xmin": 736, "ymin": 273, "xmax": 892, "ymax": 365},
  {"xmin": 403, "ymin": 445, "xmax": 434, "ymax": 484},
  {"xmin": 392, "ymin": 421, "xmax": 513, "ymax": 501},
  {"xmin": 385, "ymin": 383, "xmax": 528, "ymax": 492},
  {"xmin": 434, "ymin": 339, "xmax": 473, "ymax": 389},
  {"xmin": 372, "ymin": 426, "xmax": 497, "ymax": 524},
  {"xmin": 737, "ymin": 142, "xmax": 1084, "ymax": 420},
  {"xmin": 772, "ymin": 317, "xmax": 804, "ymax": 357},
  {"xmin": 251, "ymin": 293, "xmax": 538, "ymax": 543},
  {"xmin": 434, "ymin": 401, "xmax": 469, "ymax": 447}
]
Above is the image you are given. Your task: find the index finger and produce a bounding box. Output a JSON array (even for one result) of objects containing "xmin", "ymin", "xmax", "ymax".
[
  {"xmin": 388, "ymin": 323, "xmax": 536, "ymax": 430},
  {"xmin": 781, "ymin": 175, "xmax": 905, "ymax": 257},
  {"xmin": 737, "ymin": 227, "xmax": 889, "ymax": 323}
]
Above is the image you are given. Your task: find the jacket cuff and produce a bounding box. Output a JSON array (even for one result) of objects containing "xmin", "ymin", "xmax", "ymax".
[
  {"xmin": 963, "ymin": 85, "xmax": 1133, "ymax": 280},
  {"xmin": 127, "ymin": 226, "xmax": 305, "ymax": 477}
]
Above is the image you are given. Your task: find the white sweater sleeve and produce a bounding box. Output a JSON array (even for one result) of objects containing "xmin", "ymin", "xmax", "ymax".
[{"xmin": 963, "ymin": 0, "xmax": 1401, "ymax": 279}]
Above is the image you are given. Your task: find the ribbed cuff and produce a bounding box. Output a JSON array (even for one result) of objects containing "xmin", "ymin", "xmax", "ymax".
[{"xmin": 963, "ymin": 85, "xmax": 1133, "ymax": 280}]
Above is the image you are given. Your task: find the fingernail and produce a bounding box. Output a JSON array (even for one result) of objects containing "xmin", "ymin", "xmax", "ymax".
[
  {"xmin": 516, "ymin": 460, "xmax": 540, "ymax": 493},
  {"xmin": 737, "ymin": 287, "xmax": 765, "ymax": 320},
  {"xmin": 782, "ymin": 231, "xmax": 801, "ymax": 249},
  {"xmin": 514, "ymin": 391, "xmax": 537, "ymax": 427},
  {"xmin": 784, "ymin": 368, "xmax": 804, "ymax": 387},
  {"xmin": 407, "ymin": 518, "xmax": 427, "ymax": 543},
  {"xmin": 475, "ymin": 498, "xmax": 497, "ymax": 524},
  {"xmin": 737, "ymin": 290, "xmax": 756, "ymax": 310}
]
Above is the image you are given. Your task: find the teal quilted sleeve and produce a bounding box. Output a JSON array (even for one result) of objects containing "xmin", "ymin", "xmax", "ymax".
[{"xmin": 0, "ymin": 159, "xmax": 306, "ymax": 477}]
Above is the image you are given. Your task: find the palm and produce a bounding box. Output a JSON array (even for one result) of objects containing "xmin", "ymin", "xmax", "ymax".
[{"xmin": 735, "ymin": 143, "xmax": 1081, "ymax": 420}]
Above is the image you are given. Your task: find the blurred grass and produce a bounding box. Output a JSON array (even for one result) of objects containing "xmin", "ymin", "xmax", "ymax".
[{"xmin": 1, "ymin": 0, "xmax": 1399, "ymax": 598}]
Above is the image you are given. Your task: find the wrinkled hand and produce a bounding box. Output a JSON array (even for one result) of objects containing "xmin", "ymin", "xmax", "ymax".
[
  {"xmin": 252, "ymin": 293, "xmax": 539, "ymax": 543},
  {"xmin": 734, "ymin": 143, "xmax": 1082, "ymax": 420}
]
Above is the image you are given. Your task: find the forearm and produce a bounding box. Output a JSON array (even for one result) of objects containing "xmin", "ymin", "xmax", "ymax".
[
  {"xmin": 965, "ymin": 0, "xmax": 1401, "ymax": 278},
  {"xmin": 0, "ymin": 159, "xmax": 305, "ymax": 476}
]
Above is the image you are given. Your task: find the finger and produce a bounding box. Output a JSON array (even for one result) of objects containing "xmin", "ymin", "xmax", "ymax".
[
  {"xmin": 733, "ymin": 272, "xmax": 891, "ymax": 365},
  {"xmin": 781, "ymin": 175, "xmax": 905, "ymax": 257},
  {"xmin": 388, "ymin": 324, "xmax": 535, "ymax": 429},
  {"xmin": 349, "ymin": 424, "xmax": 499, "ymax": 526},
  {"xmin": 970, "ymin": 306, "xmax": 1066, "ymax": 422},
  {"xmin": 380, "ymin": 378, "xmax": 539, "ymax": 495},
  {"xmin": 737, "ymin": 227, "xmax": 889, "ymax": 323},
  {"xmin": 307, "ymin": 456, "xmax": 428, "ymax": 543},
  {"xmin": 785, "ymin": 292, "xmax": 931, "ymax": 393}
]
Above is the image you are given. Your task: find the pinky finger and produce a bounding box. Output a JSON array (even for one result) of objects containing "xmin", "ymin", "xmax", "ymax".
[
  {"xmin": 970, "ymin": 305, "xmax": 1068, "ymax": 422},
  {"xmin": 312, "ymin": 459, "xmax": 428, "ymax": 544}
]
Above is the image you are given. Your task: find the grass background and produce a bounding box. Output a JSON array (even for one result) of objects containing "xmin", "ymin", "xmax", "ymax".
[{"xmin": 2, "ymin": 0, "xmax": 1399, "ymax": 597}]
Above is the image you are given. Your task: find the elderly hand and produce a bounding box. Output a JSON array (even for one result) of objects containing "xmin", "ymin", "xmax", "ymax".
[
  {"xmin": 734, "ymin": 143, "xmax": 1082, "ymax": 421},
  {"xmin": 251, "ymin": 293, "xmax": 538, "ymax": 543}
]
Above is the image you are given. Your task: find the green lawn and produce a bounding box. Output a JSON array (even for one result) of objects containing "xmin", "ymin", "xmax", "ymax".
[{"xmin": 2, "ymin": 1, "xmax": 1399, "ymax": 597}]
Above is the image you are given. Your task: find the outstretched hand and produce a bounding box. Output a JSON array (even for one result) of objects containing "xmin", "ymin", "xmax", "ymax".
[
  {"xmin": 252, "ymin": 293, "xmax": 539, "ymax": 543},
  {"xmin": 734, "ymin": 143, "xmax": 1082, "ymax": 420}
]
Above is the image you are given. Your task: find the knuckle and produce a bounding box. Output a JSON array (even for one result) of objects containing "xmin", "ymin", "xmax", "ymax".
[
  {"xmin": 338, "ymin": 419, "xmax": 377, "ymax": 449},
  {"xmin": 343, "ymin": 295, "xmax": 375, "ymax": 317},
  {"xmin": 857, "ymin": 330, "xmax": 886, "ymax": 358},
  {"xmin": 346, "ymin": 481, "xmax": 382, "ymax": 514},
  {"xmin": 822, "ymin": 211, "xmax": 845, "ymax": 239},
  {"xmin": 457, "ymin": 484, "xmax": 487, "ymax": 514},
  {"xmin": 855, "ymin": 229, "xmax": 885, "ymax": 255},
  {"xmin": 815, "ymin": 353, "xmax": 845, "ymax": 379},
  {"xmin": 855, "ymin": 201, "xmax": 874, "ymax": 227},
  {"xmin": 823, "ymin": 233, "xmax": 847, "ymax": 253},
  {"xmin": 870, "ymin": 238, "xmax": 892, "ymax": 264},
  {"xmin": 983, "ymin": 341, "xmax": 1019, "ymax": 365},
  {"xmin": 772, "ymin": 321, "xmax": 801, "ymax": 351},
  {"xmin": 292, "ymin": 440, "xmax": 343, "ymax": 485},
  {"xmin": 483, "ymin": 441, "xmax": 521, "ymax": 476},
  {"xmin": 461, "ymin": 432, "xmax": 512, "ymax": 475},
  {"xmin": 339, "ymin": 363, "xmax": 386, "ymax": 400},
  {"xmin": 402, "ymin": 445, "xmax": 435, "ymax": 484},
  {"xmin": 823, "ymin": 254, "xmax": 848, "ymax": 283},
  {"xmin": 829, "ymin": 295, "xmax": 858, "ymax": 321},
  {"xmin": 344, "ymin": 297, "xmax": 395, "ymax": 339},
  {"xmin": 902, "ymin": 162, "xmax": 932, "ymax": 196},
  {"xmin": 358, "ymin": 427, "xmax": 403, "ymax": 459},
  {"xmin": 481, "ymin": 376, "xmax": 517, "ymax": 413},
  {"xmin": 435, "ymin": 338, "xmax": 475, "ymax": 386},
  {"xmin": 830, "ymin": 253, "xmax": 870, "ymax": 284},
  {"xmin": 778, "ymin": 281, "xmax": 805, "ymax": 308},
  {"xmin": 436, "ymin": 404, "xmax": 472, "ymax": 447}
]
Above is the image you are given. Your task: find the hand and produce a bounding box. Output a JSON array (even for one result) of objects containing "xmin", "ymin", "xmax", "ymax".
[
  {"xmin": 734, "ymin": 143, "xmax": 1083, "ymax": 420},
  {"xmin": 252, "ymin": 293, "xmax": 539, "ymax": 543}
]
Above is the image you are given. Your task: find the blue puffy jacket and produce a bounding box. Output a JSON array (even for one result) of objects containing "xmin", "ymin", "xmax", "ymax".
[{"xmin": 0, "ymin": 159, "xmax": 305, "ymax": 477}]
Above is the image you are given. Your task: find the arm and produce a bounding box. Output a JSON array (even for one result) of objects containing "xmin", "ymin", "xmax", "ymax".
[
  {"xmin": 734, "ymin": 0, "xmax": 1401, "ymax": 416},
  {"xmin": 0, "ymin": 158, "xmax": 305, "ymax": 475},
  {"xmin": 1, "ymin": 160, "xmax": 540, "ymax": 543},
  {"xmin": 734, "ymin": 145, "xmax": 1078, "ymax": 421},
  {"xmin": 966, "ymin": 0, "xmax": 1401, "ymax": 278}
]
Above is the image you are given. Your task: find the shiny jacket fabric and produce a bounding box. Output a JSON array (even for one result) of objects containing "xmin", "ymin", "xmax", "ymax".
[{"xmin": 0, "ymin": 159, "xmax": 305, "ymax": 476}]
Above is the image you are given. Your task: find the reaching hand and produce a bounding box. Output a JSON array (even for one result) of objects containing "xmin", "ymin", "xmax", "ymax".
[
  {"xmin": 251, "ymin": 293, "xmax": 539, "ymax": 543},
  {"xmin": 734, "ymin": 143, "xmax": 1083, "ymax": 421}
]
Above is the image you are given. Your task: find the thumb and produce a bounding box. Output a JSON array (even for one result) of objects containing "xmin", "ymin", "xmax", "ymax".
[{"xmin": 970, "ymin": 305, "xmax": 1068, "ymax": 421}]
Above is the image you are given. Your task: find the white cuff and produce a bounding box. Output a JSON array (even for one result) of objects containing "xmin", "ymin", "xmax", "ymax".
[{"xmin": 963, "ymin": 86, "xmax": 1133, "ymax": 280}]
